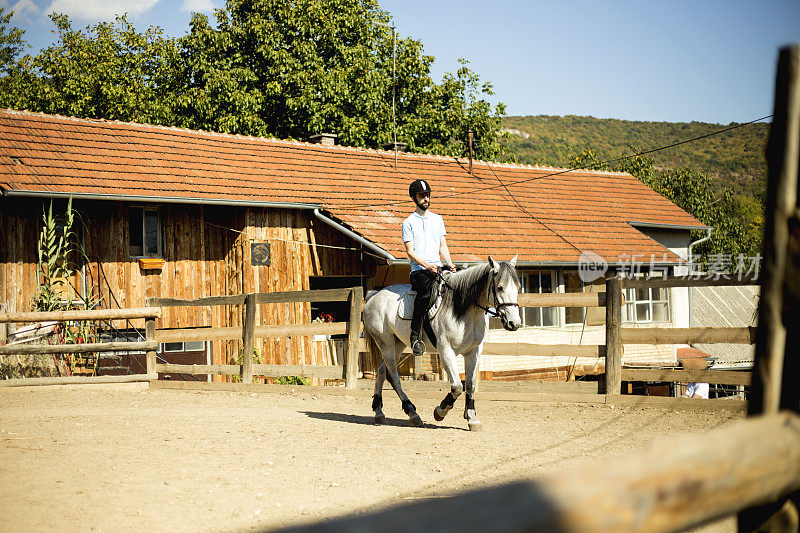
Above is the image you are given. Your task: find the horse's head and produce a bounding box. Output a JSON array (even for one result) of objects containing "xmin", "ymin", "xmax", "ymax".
[{"xmin": 488, "ymin": 255, "xmax": 522, "ymax": 331}]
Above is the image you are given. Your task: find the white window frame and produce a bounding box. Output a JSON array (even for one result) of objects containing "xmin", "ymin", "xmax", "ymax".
[
  {"xmin": 518, "ymin": 270, "xmax": 559, "ymax": 328},
  {"xmin": 623, "ymin": 285, "xmax": 671, "ymax": 323}
]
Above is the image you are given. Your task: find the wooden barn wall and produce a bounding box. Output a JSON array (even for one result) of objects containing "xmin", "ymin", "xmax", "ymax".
[{"xmin": 1, "ymin": 198, "xmax": 377, "ymax": 376}]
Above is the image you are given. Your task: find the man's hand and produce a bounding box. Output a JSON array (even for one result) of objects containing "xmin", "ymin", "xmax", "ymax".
[{"xmin": 426, "ymin": 264, "xmax": 440, "ymax": 274}]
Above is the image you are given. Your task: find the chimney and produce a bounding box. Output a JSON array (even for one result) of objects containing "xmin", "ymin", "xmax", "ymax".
[
  {"xmin": 381, "ymin": 141, "xmax": 407, "ymax": 152},
  {"xmin": 308, "ymin": 133, "xmax": 337, "ymax": 146}
]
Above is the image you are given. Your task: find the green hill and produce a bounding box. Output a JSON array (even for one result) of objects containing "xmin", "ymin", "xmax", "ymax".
[{"xmin": 501, "ymin": 115, "xmax": 770, "ymax": 198}]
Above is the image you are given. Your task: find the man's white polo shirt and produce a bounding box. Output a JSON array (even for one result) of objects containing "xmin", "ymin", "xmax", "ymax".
[{"xmin": 402, "ymin": 211, "xmax": 446, "ymax": 272}]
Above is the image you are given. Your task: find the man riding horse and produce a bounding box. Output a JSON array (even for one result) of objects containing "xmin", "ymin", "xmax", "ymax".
[{"xmin": 402, "ymin": 179, "xmax": 456, "ymax": 356}]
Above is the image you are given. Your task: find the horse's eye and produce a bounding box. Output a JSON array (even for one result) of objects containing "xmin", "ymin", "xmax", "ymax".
[{"xmin": 497, "ymin": 286, "xmax": 503, "ymax": 292}]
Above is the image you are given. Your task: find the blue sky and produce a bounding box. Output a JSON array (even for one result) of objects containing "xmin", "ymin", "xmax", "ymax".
[{"xmin": 4, "ymin": 0, "xmax": 800, "ymax": 124}]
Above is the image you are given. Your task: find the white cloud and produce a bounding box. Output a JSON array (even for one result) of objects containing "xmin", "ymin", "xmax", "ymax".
[
  {"xmin": 181, "ymin": 0, "xmax": 214, "ymax": 13},
  {"xmin": 9, "ymin": 0, "xmax": 40, "ymax": 20},
  {"xmin": 44, "ymin": 0, "xmax": 160, "ymax": 21}
]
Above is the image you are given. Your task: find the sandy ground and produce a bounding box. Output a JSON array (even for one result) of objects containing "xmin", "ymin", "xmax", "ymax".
[{"xmin": 0, "ymin": 383, "xmax": 744, "ymax": 532}]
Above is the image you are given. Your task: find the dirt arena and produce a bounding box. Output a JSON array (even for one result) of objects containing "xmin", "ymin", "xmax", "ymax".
[{"xmin": 0, "ymin": 383, "xmax": 743, "ymax": 532}]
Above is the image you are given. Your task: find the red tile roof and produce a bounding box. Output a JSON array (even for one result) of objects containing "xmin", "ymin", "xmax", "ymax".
[{"xmin": 0, "ymin": 109, "xmax": 706, "ymax": 264}]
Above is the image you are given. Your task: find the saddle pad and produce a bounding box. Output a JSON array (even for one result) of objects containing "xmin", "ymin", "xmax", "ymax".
[
  {"xmin": 397, "ymin": 289, "xmax": 416, "ymax": 320},
  {"xmin": 396, "ymin": 287, "xmax": 443, "ymax": 321}
]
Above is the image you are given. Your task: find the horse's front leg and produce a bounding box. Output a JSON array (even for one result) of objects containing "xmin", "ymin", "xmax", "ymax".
[
  {"xmin": 433, "ymin": 343, "xmax": 463, "ymax": 422},
  {"xmin": 463, "ymin": 347, "xmax": 481, "ymax": 431}
]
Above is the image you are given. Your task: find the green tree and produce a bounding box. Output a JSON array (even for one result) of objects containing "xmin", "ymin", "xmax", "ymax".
[
  {"xmin": 0, "ymin": 7, "xmax": 36, "ymax": 109},
  {"xmin": 0, "ymin": 7, "xmax": 26, "ymax": 72},
  {"xmin": 567, "ymin": 148, "xmax": 761, "ymax": 265},
  {"xmin": 174, "ymin": 0, "xmax": 507, "ymax": 158},
  {"xmin": 4, "ymin": 13, "xmax": 182, "ymax": 124}
]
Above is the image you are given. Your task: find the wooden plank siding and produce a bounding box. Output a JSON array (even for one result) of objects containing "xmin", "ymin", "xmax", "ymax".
[{"xmin": 0, "ymin": 197, "xmax": 376, "ymax": 381}]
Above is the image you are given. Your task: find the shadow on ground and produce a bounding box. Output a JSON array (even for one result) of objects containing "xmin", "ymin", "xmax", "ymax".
[{"xmin": 300, "ymin": 411, "xmax": 464, "ymax": 430}]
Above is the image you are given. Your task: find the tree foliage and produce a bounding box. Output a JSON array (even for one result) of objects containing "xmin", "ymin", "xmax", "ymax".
[
  {"xmin": 503, "ymin": 114, "xmax": 769, "ymax": 198},
  {"xmin": 0, "ymin": 0, "xmax": 508, "ymax": 159},
  {"xmin": 566, "ymin": 148, "xmax": 763, "ymax": 265}
]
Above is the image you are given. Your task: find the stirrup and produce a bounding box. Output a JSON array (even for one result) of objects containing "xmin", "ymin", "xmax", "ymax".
[{"xmin": 412, "ymin": 339, "xmax": 426, "ymax": 356}]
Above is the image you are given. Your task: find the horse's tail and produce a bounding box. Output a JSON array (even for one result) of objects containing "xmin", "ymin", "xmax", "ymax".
[{"xmin": 362, "ymin": 327, "xmax": 383, "ymax": 375}]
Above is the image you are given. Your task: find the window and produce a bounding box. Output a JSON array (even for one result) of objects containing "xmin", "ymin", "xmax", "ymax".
[
  {"xmin": 564, "ymin": 271, "xmax": 585, "ymax": 325},
  {"xmin": 129, "ymin": 207, "xmax": 160, "ymax": 257},
  {"xmin": 162, "ymin": 341, "xmax": 205, "ymax": 352},
  {"xmin": 622, "ymin": 286, "xmax": 670, "ymax": 323},
  {"xmin": 492, "ymin": 270, "xmax": 557, "ymax": 329}
]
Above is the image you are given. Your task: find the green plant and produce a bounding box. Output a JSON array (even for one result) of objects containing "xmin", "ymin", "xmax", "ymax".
[
  {"xmin": 276, "ymin": 376, "xmax": 310, "ymax": 386},
  {"xmin": 34, "ymin": 197, "xmax": 99, "ymax": 375},
  {"xmin": 233, "ymin": 346, "xmax": 262, "ymax": 382}
]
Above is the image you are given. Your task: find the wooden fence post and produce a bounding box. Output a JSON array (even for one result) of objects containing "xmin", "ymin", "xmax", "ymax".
[
  {"xmin": 345, "ymin": 286, "xmax": 363, "ymax": 389},
  {"xmin": 145, "ymin": 298, "xmax": 157, "ymax": 380},
  {"xmin": 241, "ymin": 293, "xmax": 256, "ymax": 384},
  {"xmin": 739, "ymin": 43, "xmax": 800, "ymax": 532},
  {"xmin": 604, "ymin": 276, "xmax": 622, "ymax": 395}
]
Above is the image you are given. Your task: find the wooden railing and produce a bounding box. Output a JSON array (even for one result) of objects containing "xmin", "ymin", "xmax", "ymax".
[
  {"xmin": 0, "ymin": 307, "xmax": 161, "ymax": 386},
  {"xmin": 146, "ymin": 287, "xmax": 363, "ymax": 389}
]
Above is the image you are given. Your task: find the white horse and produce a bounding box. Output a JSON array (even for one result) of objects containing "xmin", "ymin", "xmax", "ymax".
[{"xmin": 362, "ymin": 256, "xmax": 521, "ymax": 431}]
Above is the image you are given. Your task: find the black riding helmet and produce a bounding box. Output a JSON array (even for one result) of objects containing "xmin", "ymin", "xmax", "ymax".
[{"xmin": 408, "ymin": 179, "xmax": 432, "ymax": 198}]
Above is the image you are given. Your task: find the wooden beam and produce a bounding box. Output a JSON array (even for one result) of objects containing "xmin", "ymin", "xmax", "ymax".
[
  {"xmin": 481, "ymin": 342, "xmax": 604, "ymax": 358},
  {"xmin": 253, "ymin": 288, "xmax": 352, "ymax": 304},
  {"xmin": 0, "ymin": 307, "xmax": 160, "ymax": 323},
  {"xmin": 621, "ymin": 276, "xmax": 759, "ymax": 289},
  {"xmin": 604, "ymin": 277, "xmax": 622, "ymax": 395},
  {"xmin": 241, "ymin": 293, "xmax": 256, "ymax": 384},
  {"xmin": 0, "ymin": 341, "xmax": 158, "ymax": 356},
  {"xmin": 154, "ymin": 322, "xmax": 347, "ymax": 343},
  {"xmin": 147, "ymin": 295, "xmax": 246, "ymax": 308},
  {"xmin": 621, "ymin": 327, "xmax": 756, "ymax": 345},
  {"xmin": 0, "ymin": 373, "xmax": 157, "ymax": 387},
  {"xmin": 345, "ymin": 287, "xmax": 363, "ymax": 389},
  {"xmin": 290, "ymin": 412, "xmax": 798, "ymax": 533},
  {"xmin": 145, "ymin": 318, "xmax": 156, "ymax": 376},
  {"xmin": 604, "ymin": 394, "xmax": 747, "ymax": 412},
  {"xmin": 621, "ymin": 368, "xmax": 752, "ymax": 386},
  {"xmin": 750, "ymin": 44, "xmax": 800, "ymax": 417},
  {"xmin": 518, "ymin": 292, "xmax": 606, "ymax": 308},
  {"xmin": 252, "ymin": 364, "xmax": 343, "ymax": 379},
  {"xmin": 156, "ymin": 364, "xmax": 240, "ymax": 375},
  {"xmin": 740, "ymin": 44, "xmax": 800, "ymax": 531}
]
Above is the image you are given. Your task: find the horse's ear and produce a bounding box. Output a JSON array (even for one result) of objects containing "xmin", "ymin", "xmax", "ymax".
[
  {"xmin": 488, "ymin": 256, "xmax": 500, "ymax": 274},
  {"xmin": 509, "ymin": 254, "xmax": 518, "ymax": 267}
]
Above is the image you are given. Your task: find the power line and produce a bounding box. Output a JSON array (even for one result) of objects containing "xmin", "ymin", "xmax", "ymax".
[{"xmin": 328, "ymin": 114, "xmax": 774, "ymax": 211}]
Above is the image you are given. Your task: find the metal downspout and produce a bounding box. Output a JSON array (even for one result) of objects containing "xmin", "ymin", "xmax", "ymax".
[
  {"xmin": 312, "ymin": 209, "xmax": 396, "ymax": 263},
  {"xmin": 687, "ymin": 227, "xmax": 712, "ymax": 327}
]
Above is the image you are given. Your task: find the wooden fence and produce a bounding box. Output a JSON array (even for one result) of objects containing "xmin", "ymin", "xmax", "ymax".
[
  {"xmin": 0, "ymin": 307, "xmax": 160, "ymax": 386},
  {"xmin": 365, "ymin": 275, "xmax": 756, "ymax": 405},
  {"xmin": 146, "ymin": 287, "xmax": 364, "ymax": 389}
]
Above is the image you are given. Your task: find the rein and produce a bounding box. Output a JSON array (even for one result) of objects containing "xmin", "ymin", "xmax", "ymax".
[{"xmin": 437, "ymin": 268, "xmax": 519, "ymax": 323}]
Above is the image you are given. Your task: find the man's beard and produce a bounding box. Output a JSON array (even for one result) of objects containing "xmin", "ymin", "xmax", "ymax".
[{"xmin": 415, "ymin": 198, "xmax": 429, "ymax": 211}]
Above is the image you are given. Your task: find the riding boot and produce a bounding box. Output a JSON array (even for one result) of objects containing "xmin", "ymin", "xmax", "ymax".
[{"xmin": 410, "ymin": 295, "xmax": 428, "ymax": 356}]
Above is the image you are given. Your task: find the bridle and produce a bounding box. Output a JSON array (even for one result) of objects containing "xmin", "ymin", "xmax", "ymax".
[{"xmin": 437, "ymin": 267, "xmax": 520, "ymax": 327}]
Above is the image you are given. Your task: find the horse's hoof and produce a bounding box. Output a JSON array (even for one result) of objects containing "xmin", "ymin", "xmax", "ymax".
[
  {"xmin": 433, "ymin": 406, "xmax": 446, "ymax": 421},
  {"xmin": 468, "ymin": 420, "xmax": 482, "ymax": 432},
  {"xmin": 409, "ymin": 413, "xmax": 424, "ymax": 427},
  {"xmin": 373, "ymin": 414, "xmax": 385, "ymax": 425}
]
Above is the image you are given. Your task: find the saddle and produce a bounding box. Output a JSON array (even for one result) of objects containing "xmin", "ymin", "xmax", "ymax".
[{"xmin": 396, "ymin": 275, "xmax": 446, "ymax": 321}]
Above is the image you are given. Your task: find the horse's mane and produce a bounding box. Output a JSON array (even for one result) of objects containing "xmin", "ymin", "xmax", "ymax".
[
  {"xmin": 444, "ymin": 263, "xmax": 490, "ymax": 319},
  {"xmin": 444, "ymin": 261, "xmax": 521, "ymax": 319}
]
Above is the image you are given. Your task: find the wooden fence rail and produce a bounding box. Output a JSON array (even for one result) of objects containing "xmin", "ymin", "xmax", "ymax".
[
  {"xmin": 284, "ymin": 412, "xmax": 800, "ymax": 533},
  {"xmin": 0, "ymin": 307, "xmax": 160, "ymax": 387},
  {"xmin": 145, "ymin": 286, "xmax": 363, "ymax": 389}
]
